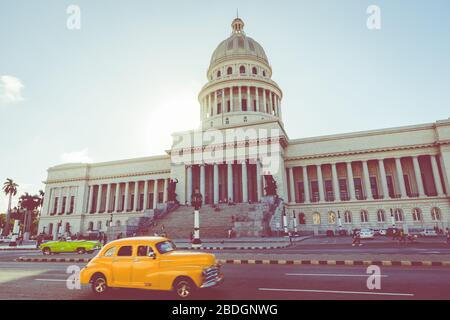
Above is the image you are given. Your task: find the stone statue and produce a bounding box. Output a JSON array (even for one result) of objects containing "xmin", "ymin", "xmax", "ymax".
[{"xmin": 167, "ymin": 178, "xmax": 179, "ymax": 202}]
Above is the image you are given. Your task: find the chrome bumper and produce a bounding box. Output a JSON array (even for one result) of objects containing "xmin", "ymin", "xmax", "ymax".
[{"xmin": 201, "ymin": 266, "xmax": 224, "ymax": 289}]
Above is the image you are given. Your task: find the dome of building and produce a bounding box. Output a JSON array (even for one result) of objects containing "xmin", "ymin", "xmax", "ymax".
[{"xmin": 210, "ymin": 18, "xmax": 269, "ymax": 67}]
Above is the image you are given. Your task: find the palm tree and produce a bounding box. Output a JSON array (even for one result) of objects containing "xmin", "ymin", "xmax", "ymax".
[
  {"xmin": 18, "ymin": 193, "xmax": 41, "ymax": 240},
  {"xmin": 2, "ymin": 179, "xmax": 19, "ymax": 236}
]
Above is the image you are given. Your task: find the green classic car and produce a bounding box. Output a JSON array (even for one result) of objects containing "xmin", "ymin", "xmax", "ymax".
[{"xmin": 40, "ymin": 240, "xmax": 102, "ymax": 255}]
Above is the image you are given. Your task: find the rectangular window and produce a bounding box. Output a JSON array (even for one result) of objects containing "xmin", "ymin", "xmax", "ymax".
[
  {"xmin": 149, "ymin": 194, "xmax": 154, "ymax": 209},
  {"xmin": 227, "ymin": 101, "xmax": 231, "ymax": 113},
  {"xmin": 158, "ymin": 192, "xmax": 164, "ymax": 203},
  {"xmin": 53, "ymin": 197, "xmax": 58, "ymax": 215},
  {"xmin": 354, "ymin": 178, "xmax": 363, "ymax": 200},
  {"xmin": 69, "ymin": 196, "xmax": 75, "ymax": 214},
  {"xmin": 217, "ymin": 103, "xmax": 222, "ymax": 115},
  {"xmin": 139, "ymin": 194, "xmax": 144, "ymax": 211},
  {"xmin": 370, "ymin": 177, "xmax": 379, "ymax": 198},
  {"xmin": 121, "ymin": 195, "xmax": 125, "ymax": 212},
  {"xmin": 297, "ymin": 182, "xmax": 305, "ymax": 203},
  {"xmin": 61, "ymin": 197, "xmax": 66, "ymax": 214},
  {"xmin": 386, "ymin": 175, "xmax": 395, "ymax": 198},
  {"xmin": 339, "ymin": 179, "xmax": 348, "ymax": 200},
  {"xmin": 311, "ymin": 181, "xmax": 319, "ymax": 202},
  {"xmin": 404, "ymin": 175, "xmax": 412, "ymax": 197},
  {"xmin": 324, "ymin": 180, "xmax": 333, "ymax": 201},
  {"xmin": 129, "ymin": 195, "xmax": 134, "ymax": 211},
  {"xmin": 242, "ymin": 99, "xmax": 247, "ymax": 111}
]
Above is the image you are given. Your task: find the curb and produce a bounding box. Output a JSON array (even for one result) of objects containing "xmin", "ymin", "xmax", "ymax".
[
  {"xmin": 16, "ymin": 256, "xmax": 450, "ymax": 267},
  {"xmin": 178, "ymin": 245, "xmax": 291, "ymax": 251}
]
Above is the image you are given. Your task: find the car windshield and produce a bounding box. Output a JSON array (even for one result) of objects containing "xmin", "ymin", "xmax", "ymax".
[{"xmin": 156, "ymin": 241, "xmax": 177, "ymax": 254}]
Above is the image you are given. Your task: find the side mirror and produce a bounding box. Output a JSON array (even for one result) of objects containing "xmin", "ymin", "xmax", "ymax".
[{"xmin": 148, "ymin": 252, "xmax": 157, "ymax": 259}]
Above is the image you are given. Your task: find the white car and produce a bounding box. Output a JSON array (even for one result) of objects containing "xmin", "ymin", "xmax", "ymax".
[
  {"xmin": 359, "ymin": 229, "xmax": 375, "ymax": 239},
  {"xmin": 420, "ymin": 229, "xmax": 438, "ymax": 237}
]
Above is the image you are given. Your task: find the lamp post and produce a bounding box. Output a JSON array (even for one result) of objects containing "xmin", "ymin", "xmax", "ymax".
[
  {"xmin": 292, "ymin": 210, "xmax": 298, "ymax": 236},
  {"xmin": 282, "ymin": 207, "xmax": 289, "ymax": 237},
  {"xmin": 191, "ymin": 188, "xmax": 203, "ymax": 249},
  {"xmin": 390, "ymin": 208, "xmax": 396, "ymax": 228}
]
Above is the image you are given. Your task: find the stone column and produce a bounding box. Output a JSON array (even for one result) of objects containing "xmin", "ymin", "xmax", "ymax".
[
  {"xmin": 65, "ymin": 188, "xmax": 72, "ymax": 214},
  {"xmin": 199, "ymin": 165, "xmax": 205, "ymax": 204},
  {"xmin": 431, "ymin": 155, "xmax": 445, "ymax": 196},
  {"xmin": 362, "ymin": 161, "xmax": 373, "ymax": 200},
  {"xmin": 242, "ymin": 161, "xmax": 248, "ymax": 203},
  {"xmin": 57, "ymin": 188, "xmax": 64, "ymax": 214},
  {"xmin": 208, "ymin": 93, "xmax": 212, "ymax": 117},
  {"xmin": 213, "ymin": 163, "xmax": 219, "ymax": 205},
  {"xmin": 412, "ymin": 156, "xmax": 426, "ymax": 197},
  {"xmin": 289, "ymin": 167, "xmax": 296, "ymax": 203},
  {"xmin": 214, "ymin": 91, "xmax": 218, "ymax": 115},
  {"xmin": 143, "ymin": 181, "xmax": 149, "ymax": 211},
  {"xmin": 96, "ymin": 185, "xmax": 102, "ymax": 213},
  {"xmin": 153, "ymin": 180, "xmax": 159, "ymax": 209},
  {"xmin": 263, "ymin": 89, "xmax": 267, "ymax": 113},
  {"xmin": 163, "ymin": 178, "xmax": 169, "ymax": 203},
  {"xmin": 105, "ymin": 184, "xmax": 111, "ymax": 213},
  {"xmin": 186, "ymin": 166, "xmax": 193, "ymax": 205},
  {"xmin": 256, "ymin": 160, "xmax": 263, "ymax": 201},
  {"xmin": 221, "ymin": 88, "xmax": 225, "ymax": 113},
  {"xmin": 229, "ymin": 87, "xmax": 234, "ymax": 112},
  {"xmin": 238, "ymin": 86, "xmax": 242, "ymax": 111},
  {"xmin": 227, "ymin": 163, "xmax": 233, "ymax": 202},
  {"xmin": 124, "ymin": 182, "xmax": 130, "ymax": 212},
  {"xmin": 133, "ymin": 181, "xmax": 139, "ymax": 212},
  {"xmin": 346, "ymin": 162, "xmax": 356, "ymax": 201},
  {"xmin": 114, "ymin": 183, "xmax": 120, "ymax": 213},
  {"xmin": 247, "ymin": 86, "xmax": 251, "ymax": 111},
  {"xmin": 378, "ymin": 159, "xmax": 389, "ymax": 199},
  {"xmin": 331, "ymin": 163, "xmax": 340, "ymax": 201},
  {"xmin": 317, "ymin": 165, "xmax": 325, "ymax": 202},
  {"xmin": 255, "ymin": 87, "xmax": 260, "ymax": 112},
  {"xmin": 395, "ymin": 158, "xmax": 407, "ymax": 198},
  {"xmin": 302, "ymin": 166, "xmax": 310, "ymax": 204}
]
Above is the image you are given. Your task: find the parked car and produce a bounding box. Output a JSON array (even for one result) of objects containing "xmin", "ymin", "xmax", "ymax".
[
  {"xmin": 420, "ymin": 229, "xmax": 439, "ymax": 237},
  {"xmin": 80, "ymin": 237, "xmax": 223, "ymax": 298},
  {"xmin": 359, "ymin": 229, "xmax": 375, "ymax": 239},
  {"xmin": 371, "ymin": 228, "xmax": 384, "ymax": 236},
  {"xmin": 39, "ymin": 239, "xmax": 102, "ymax": 255},
  {"xmin": 386, "ymin": 227, "xmax": 401, "ymax": 237}
]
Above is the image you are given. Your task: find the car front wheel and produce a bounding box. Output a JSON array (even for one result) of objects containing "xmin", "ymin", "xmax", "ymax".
[
  {"xmin": 42, "ymin": 247, "xmax": 51, "ymax": 255},
  {"xmin": 91, "ymin": 275, "xmax": 108, "ymax": 295},
  {"xmin": 174, "ymin": 278, "xmax": 196, "ymax": 299}
]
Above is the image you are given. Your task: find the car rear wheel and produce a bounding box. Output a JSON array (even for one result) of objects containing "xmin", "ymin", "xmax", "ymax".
[
  {"xmin": 91, "ymin": 275, "xmax": 108, "ymax": 295},
  {"xmin": 42, "ymin": 247, "xmax": 51, "ymax": 255},
  {"xmin": 174, "ymin": 278, "xmax": 195, "ymax": 299},
  {"xmin": 77, "ymin": 248, "xmax": 86, "ymax": 255}
]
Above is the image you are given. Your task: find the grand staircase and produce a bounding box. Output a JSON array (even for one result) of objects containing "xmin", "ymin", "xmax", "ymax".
[{"xmin": 144, "ymin": 203, "xmax": 269, "ymax": 239}]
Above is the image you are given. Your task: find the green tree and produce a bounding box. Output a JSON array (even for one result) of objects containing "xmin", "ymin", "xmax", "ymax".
[
  {"xmin": 2, "ymin": 178, "xmax": 19, "ymax": 236},
  {"xmin": 18, "ymin": 193, "xmax": 41, "ymax": 239}
]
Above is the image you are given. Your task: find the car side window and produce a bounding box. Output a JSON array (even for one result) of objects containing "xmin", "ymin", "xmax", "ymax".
[
  {"xmin": 103, "ymin": 247, "xmax": 116, "ymax": 257},
  {"xmin": 137, "ymin": 246, "xmax": 155, "ymax": 257},
  {"xmin": 117, "ymin": 246, "xmax": 133, "ymax": 257}
]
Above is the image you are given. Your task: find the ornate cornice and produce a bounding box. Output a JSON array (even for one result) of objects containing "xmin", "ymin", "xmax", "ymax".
[{"xmin": 44, "ymin": 169, "xmax": 171, "ymax": 185}]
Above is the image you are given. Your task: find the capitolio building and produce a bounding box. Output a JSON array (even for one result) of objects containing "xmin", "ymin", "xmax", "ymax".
[{"xmin": 38, "ymin": 18, "xmax": 450, "ymax": 239}]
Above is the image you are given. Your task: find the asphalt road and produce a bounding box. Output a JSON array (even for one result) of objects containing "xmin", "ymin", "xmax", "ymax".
[{"xmin": 1, "ymin": 260, "xmax": 450, "ymax": 300}]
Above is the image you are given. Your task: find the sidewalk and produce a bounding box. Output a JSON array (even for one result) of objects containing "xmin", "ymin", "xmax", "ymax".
[{"xmin": 0, "ymin": 245, "xmax": 37, "ymax": 250}]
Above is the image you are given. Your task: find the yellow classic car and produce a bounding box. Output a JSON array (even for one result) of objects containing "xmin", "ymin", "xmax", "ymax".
[{"xmin": 79, "ymin": 237, "xmax": 223, "ymax": 298}]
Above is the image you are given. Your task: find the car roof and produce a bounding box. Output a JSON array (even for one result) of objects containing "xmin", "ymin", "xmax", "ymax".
[{"xmin": 106, "ymin": 237, "xmax": 168, "ymax": 246}]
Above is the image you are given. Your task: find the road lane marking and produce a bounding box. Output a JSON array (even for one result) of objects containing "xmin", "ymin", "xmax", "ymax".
[
  {"xmin": 35, "ymin": 279, "xmax": 68, "ymax": 282},
  {"xmin": 286, "ymin": 273, "xmax": 388, "ymax": 278},
  {"xmin": 258, "ymin": 288, "xmax": 414, "ymax": 297}
]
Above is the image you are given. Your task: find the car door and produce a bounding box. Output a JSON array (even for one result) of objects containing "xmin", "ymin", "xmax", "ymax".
[
  {"xmin": 111, "ymin": 245, "xmax": 134, "ymax": 287},
  {"xmin": 131, "ymin": 245, "xmax": 160, "ymax": 289}
]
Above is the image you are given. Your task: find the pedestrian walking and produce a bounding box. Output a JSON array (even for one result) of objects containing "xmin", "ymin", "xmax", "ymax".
[
  {"xmin": 446, "ymin": 228, "xmax": 450, "ymax": 245},
  {"xmin": 352, "ymin": 229, "xmax": 362, "ymax": 247}
]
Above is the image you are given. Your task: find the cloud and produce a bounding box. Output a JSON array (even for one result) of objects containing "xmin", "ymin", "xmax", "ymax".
[
  {"xmin": 0, "ymin": 75, "xmax": 25, "ymax": 105},
  {"xmin": 60, "ymin": 149, "xmax": 92, "ymax": 164}
]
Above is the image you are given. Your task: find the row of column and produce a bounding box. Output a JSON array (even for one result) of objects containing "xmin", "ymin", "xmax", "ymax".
[
  {"xmin": 87, "ymin": 179, "xmax": 169, "ymax": 214},
  {"xmin": 186, "ymin": 161, "xmax": 264, "ymax": 205},
  {"xmin": 50, "ymin": 187, "xmax": 74, "ymax": 215},
  {"xmin": 287, "ymin": 155, "xmax": 445, "ymax": 204},
  {"xmin": 202, "ymin": 86, "xmax": 281, "ymax": 119}
]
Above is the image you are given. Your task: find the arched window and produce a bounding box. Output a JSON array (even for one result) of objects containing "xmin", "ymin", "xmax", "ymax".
[
  {"xmin": 252, "ymin": 67, "xmax": 258, "ymax": 75},
  {"xmin": 360, "ymin": 210, "xmax": 369, "ymax": 223},
  {"xmin": 312, "ymin": 212, "xmax": 321, "ymax": 225},
  {"xmin": 328, "ymin": 211, "xmax": 336, "ymax": 225},
  {"xmin": 344, "ymin": 211, "xmax": 352, "ymax": 224},
  {"xmin": 431, "ymin": 207, "xmax": 441, "ymax": 221},
  {"xmin": 262, "ymin": 70, "xmax": 266, "ymax": 77},
  {"xmin": 227, "ymin": 67, "xmax": 233, "ymax": 75},
  {"xmin": 412, "ymin": 208, "xmax": 422, "ymax": 222},
  {"xmin": 217, "ymin": 70, "xmax": 221, "ymax": 78},
  {"xmin": 377, "ymin": 209, "xmax": 386, "ymax": 223},
  {"xmin": 394, "ymin": 209, "xmax": 404, "ymax": 222},
  {"xmin": 88, "ymin": 221, "xmax": 94, "ymax": 231},
  {"xmin": 225, "ymin": 118, "xmax": 229, "ymax": 125},
  {"xmin": 240, "ymin": 65, "xmax": 246, "ymax": 74}
]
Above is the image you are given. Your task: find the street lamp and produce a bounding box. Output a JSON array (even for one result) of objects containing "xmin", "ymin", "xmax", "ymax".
[
  {"xmin": 282, "ymin": 207, "xmax": 289, "ymax": 236},
  {"xmin": 191, "ymin": 189, "xmax": 203, "ymax": 249},
  {"xmin": 292, "ymin": 210, "xmax": 298, "ymax": 236}
]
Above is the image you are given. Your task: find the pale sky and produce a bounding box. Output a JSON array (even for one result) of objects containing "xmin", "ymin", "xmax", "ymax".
[{"xmin": 1, "ymin": 0, "xmax": 450, "ymax": 212}]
